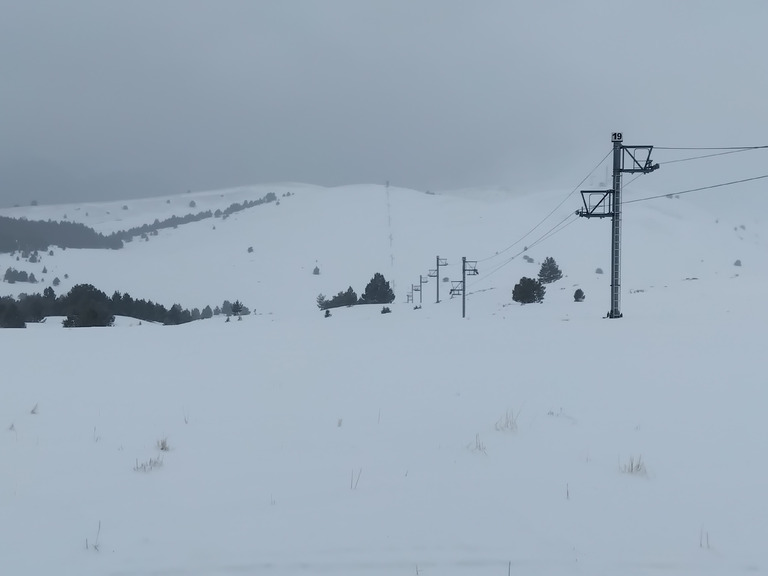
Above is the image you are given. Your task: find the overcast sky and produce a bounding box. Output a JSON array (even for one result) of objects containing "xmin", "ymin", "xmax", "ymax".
[{"xmin": 1, "ymin": 0, "xmax": 767, "ymax": 206}]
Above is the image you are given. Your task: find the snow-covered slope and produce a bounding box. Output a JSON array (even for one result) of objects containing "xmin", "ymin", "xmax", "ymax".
[{"xmin": 1, "ymin": 181, "xmax": 767, "ymax": 575}]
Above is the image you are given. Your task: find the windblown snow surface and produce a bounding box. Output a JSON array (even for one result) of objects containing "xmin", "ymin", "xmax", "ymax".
[{"xmin": 1, "ymin": 181, "xmax": 767, "ymax": 575}]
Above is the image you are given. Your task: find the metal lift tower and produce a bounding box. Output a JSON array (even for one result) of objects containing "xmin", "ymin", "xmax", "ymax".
[{"xmin": 577, "ymin": 132, "xmax": 659, "ymax": 318}]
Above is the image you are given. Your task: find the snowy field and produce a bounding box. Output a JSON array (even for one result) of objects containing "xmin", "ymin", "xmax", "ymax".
[{"xmin": 1, "ymin": 179, "xmax": 767, "ymax": 575}]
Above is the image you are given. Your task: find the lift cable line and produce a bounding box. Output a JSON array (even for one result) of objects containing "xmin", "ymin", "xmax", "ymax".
[
  {"xmin": 476, "ymin": 214, "xmax": 579, "ymax": 287},
  {"xmin": 655, "ymin": 145, "xmax": 768, "ymax": 150},
  {"xmin": 476, "ymin": 148, "xmax": 613, "ymax": 263},
  {"xmin": 487, "ymin": 212, "xmax": 576, "ymax": 275},
  {"xmin": 532, "ymin": 212, "xmax": 580, "ymax": 246},
  {"xmin": 658, "ymin": 148, "xmax": 762, "ymax": 165},
  {"xmin": 469, "ymin": 162, "xmax": 768, "ymax": 292},
  {"xmin": 461, "ymin": 141, "xmax": 767, "ymax": 307},
  {"xmin": 624, "ymin": 147, "xmax": 768, "ymax": 191},
  {"xmin": 622, "ymin": 172, "xmax": 645, "ymax": 190},
  {"xmin": 623, "ymin": 174, "xmax": 768, "ymax": 206},
  {"xmin": 469, "ymin": 211, "xmax": 578, "ymax": 288}
]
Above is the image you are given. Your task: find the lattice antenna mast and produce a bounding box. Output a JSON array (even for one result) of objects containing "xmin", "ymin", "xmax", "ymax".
[{"xmin": 577, "ymin": 132, "xmax": 659, "ymax": 318}]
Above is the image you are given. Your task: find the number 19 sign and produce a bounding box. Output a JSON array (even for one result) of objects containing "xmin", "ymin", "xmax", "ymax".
[{"xmin": 611, "ymin": 132, "xmax": 623, "ymax": 142}]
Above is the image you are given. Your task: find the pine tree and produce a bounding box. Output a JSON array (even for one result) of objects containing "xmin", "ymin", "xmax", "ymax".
[
  {"xmin": 0, "ymin": 302, "xmax": 26, "ymax": 328},
  {"xmin": 60, "ymin": 284, "xmax": 115, "ymax": 327},
  {"xmin": 360, "ymin": 273, "xmax": 395, "ymax": 304},
  {"xmin": 166, "ymin": 304, "xmax": 184, "ymax": 325},
  {"xmin": 538, "ymin": 257, "xmax": 563, "ymax": 284},
  {"xmin": 574, "ymin": 288, "xmax": 585, "ymax": 302},
  {"xmin": 512, "ymin": 277, "xmax": 545, "ymax": 304}
]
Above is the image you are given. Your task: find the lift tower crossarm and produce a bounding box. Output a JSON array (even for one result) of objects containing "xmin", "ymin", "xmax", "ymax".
[
  {"xmin": 577, "ymin": 190, "xmax": 614, "ymax": 218},
  {"xmin": 621, "ymin": 145, "xmax": 660, "ymax": 173}
]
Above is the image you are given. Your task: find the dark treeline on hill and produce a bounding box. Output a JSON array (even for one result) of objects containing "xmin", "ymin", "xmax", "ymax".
[
  {"xmin": 218, "ymin": 193, "xmax": 277, "ymax": 218},
  {"xmin": 0, "ymin": 192, "xmax": 278, "ymax": 253},
  {"xmin": 0, "ymin": 284, "xmax": 200, "ymax": 328},
  {"xmin": 111, "ymin": 210, "xmax": 213, "ymax": 243},
  {"xmin": 0, "ymin": 216, "xmax": 121, "ymax": 253},
  {"xmin": 110, "ymin": 192, "xmax": 277, "ymax": 242}
]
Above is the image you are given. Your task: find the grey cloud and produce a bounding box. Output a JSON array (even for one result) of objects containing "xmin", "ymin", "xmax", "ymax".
[{"xmin": 1, "ymin": 1, "xmax": 767, "ymax": 206}]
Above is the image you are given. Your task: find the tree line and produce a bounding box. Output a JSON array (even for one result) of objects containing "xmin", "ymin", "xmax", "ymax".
[
  {"xmin": 0, "ymin": 192, "xmax": 278, "ymax": 254},
  {"xmin": 317, "ymin": 273, "xmax": 396, "ymax": 310},
  {"xmin": 111, "ymin": 192, "xmax": 277, "ymax": 243},
  {"xmin": 0, "ymin": 284, "xmax": 248, "ymax": 328},
  {"xmin": 0, "ymin": 216, "xmax": 121, "ymax": 253}
]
